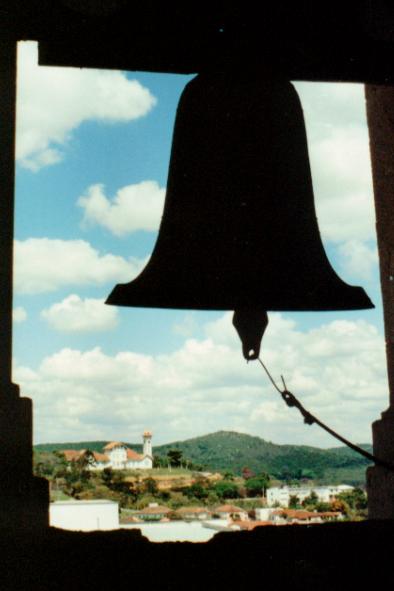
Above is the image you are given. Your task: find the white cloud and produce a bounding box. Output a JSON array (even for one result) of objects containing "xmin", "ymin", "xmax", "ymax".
[
  {"xmin": 16, "ymin": 42, "xmax": 157, "ymax": 171},
  {"xmin": 294, "ymin": 82, "xmax": 375, "ymax": 244},
  {"xmin": 172, "ymin": 313, "xmax": 199, "ymax": 337},
  {"xmin": 13, "ymin": 306, "xmax": 27, "ymax": 323},
  {"xmin": 338, "ymin": 240, "xmax": 379, "ymax": 280},
  {"xmin": 16, "ymin": 312, "xmax": 387, "ymax": 447},
  {"xmin": 294, "ymin": 82, "xmax": 368, "ymax": 133},
  {"xmin": 41, "ymin": 294, "xmax": 118, "ymax": 332},
  {"xmin": 14, "ymin": 238, "xmax": 146, "ymax": 294},
  {"xmin": 78, "ymin": 181, "xmax": 165, "ymax": 235}
]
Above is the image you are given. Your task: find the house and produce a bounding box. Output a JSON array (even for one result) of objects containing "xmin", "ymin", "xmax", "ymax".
[
  {"xmin": 135, "ymin": 503, "xmax": 172, "ymax": 521},
  {"xmin": 50, "ymin": 500, "xmax": 119, "ymax": 531},
  {"xmin": 266, "ymin": 484, "xmax": 354, "ymax": 507},
  {"xmin": 62, "ymin": 431, "xmax": 153, "ymax": 471},
  {"xmin": 176, "ymin": 507, "xmax": 212, "ymax": 521},
  {"xmin": 254, "ymin": 507, "xmax": 342, "ymax": 525},
  {"xmin": 215, "ymin": 504, "xmax": 249, "ymax": 521}
]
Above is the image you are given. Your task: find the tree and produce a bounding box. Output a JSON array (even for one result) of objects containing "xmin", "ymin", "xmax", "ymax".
[
  {"xmin": 101, "ymin": 467, "xmax": 114, "ymax": 485},
  {"xmin": 245, "ymin": 475, "xmax": 270, "ymax": 497},
  {"xmin": 337, "ymin": 488, "xmax": 367, "ymax": 518},
  {"xmin": 242, "ymin": 467, "xmax": 255, "ymax": 481},
  {"xmin": 143, "ymin": 477, "xmax": 158, "ymax": 495},
  {"xmin": 153, "ymin": 455, "xmax": 167, "ymax": 468},
  {"xmin": 167, "ymin": 449, "xmax": 183, "ymax": 468},
  {"xmin": 289, "ymin": 495, "xmax": 301, "ymax": 509},
  {"xmin": 302, "ymin": 491, "xmax": 319, "ymax": 510},
  {"xmin": 214, "ymin": 481, "xmax": 240, "ymax": 500},
  {"xmin": 184, "ymin": 483, "xmax": 209, "ymax": 501},
  {"xmin": 245, "ymin": 472, "xmax": 271, "ymax": 497}
]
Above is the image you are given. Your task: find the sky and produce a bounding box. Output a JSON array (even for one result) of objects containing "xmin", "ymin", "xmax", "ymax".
[{"xmin": 13, "ymin": 41, "xmax": 388, "ymax": 448}]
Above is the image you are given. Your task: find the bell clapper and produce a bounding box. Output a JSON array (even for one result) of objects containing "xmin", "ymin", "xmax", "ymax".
[{"xmin": 232, "ymin": 310, "xmax": 269, "ymax": 361}]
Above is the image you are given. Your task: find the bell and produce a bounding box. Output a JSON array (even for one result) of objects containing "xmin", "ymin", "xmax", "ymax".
[{"xmin": 106, "ymin": 71, "xmax": 373, "ymax": 312}]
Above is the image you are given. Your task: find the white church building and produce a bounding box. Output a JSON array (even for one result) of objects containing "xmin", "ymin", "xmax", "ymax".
[{"xmin": 62, "ymin": 431, "xmax": 153, "ymax": 471}]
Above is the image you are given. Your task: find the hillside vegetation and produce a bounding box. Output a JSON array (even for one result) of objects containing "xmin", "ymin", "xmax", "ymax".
[{"xmin": 35, "ymin": 430, "xmax": 372, "ymax": 485}]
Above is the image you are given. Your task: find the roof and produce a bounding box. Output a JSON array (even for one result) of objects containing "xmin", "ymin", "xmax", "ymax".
[
  {"xmin": 93, "ymin": 452, "xmax": 109, "ymax": 463},
  {"xmin": 136, "ymin": 505, "xmax": 172, "ymax": 515},
  {"xmin": 216, "ymin": 505, "xmax": 246, "ymax": 514},
  {"xmin": 143, "ymin": 431, "xmax": 152, "ymax": 437},
  {"xmin": 176, "ymin": 507, "xmax": 211, "ymax": 515},
  {"xmin": 103, "ymin": 442, "xmax": 124, "ymax": 451},
  {"xmin": 316, "ymin": 512, "xmax": 342, "ymax": 518},
  {"xmin": 126, "ymin": 449, "xmax": 144, "ymax": 461},
  {"xmin": 282, "ymin": 510, "xmax": 321, "ymax": 520},
  {"xmin": 62, "ymin": 450, "xmax": 83, "ymax": 461}
]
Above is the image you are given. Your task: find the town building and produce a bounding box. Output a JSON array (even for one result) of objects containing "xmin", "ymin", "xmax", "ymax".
[
  {"xmin": 176, "ymin": 507, "xmax": 212, "ymax": 521},
  {"xmin": 135, "ymin": 503, "xmax": 172, "ymax": 521},
  {"xmin": 214, "ymin": 504, "xmax": 249, "ymax": 521},
  {"xmin": 50, "ymin": 500, "xmax": 119, "ymax": 531},
  {"xmin": 266, "ymin": 484, "xmax": 354, "ymax": 507},
  {"xmin": 62, "ymin": 431, "xmax": 153, "ymax": 471}
]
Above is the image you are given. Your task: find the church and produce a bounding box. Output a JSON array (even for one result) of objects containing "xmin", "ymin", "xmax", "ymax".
[{"xmin": 63, "ymin": 431, "xmax": 153, "ymax": 471}]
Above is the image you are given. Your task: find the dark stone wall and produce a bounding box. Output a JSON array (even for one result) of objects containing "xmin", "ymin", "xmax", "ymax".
[{"xmin": 2, "ymin": 521, "xmax": 393, "ymax": 591}]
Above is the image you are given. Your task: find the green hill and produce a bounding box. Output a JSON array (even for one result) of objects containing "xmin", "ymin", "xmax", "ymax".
[
  {"xmin": 154, "ymin": 431, "xmax": 372, "ymax": 484},
  {"xmin": 34, "ymin": 431, "xmax": 372, "ymax": 485}
]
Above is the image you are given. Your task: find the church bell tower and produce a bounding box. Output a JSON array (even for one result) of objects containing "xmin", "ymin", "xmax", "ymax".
[{"xmin": 143, "ymin": 431, "xmax": 153, "ymax": 458}]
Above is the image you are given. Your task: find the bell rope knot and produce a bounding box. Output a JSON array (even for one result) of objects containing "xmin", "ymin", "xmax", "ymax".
[{"xmin": 232, "ymin": 310, "xmax": 268, "ymax": 361}]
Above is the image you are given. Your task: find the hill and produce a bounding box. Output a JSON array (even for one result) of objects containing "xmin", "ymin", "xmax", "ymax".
[
  {"xmin": 154, "ymin": 431, "xmax": 372, "ymax": 484},
  {"xmin": 35, "ymin": 431, "xmax": 372, "ymax": 485}
]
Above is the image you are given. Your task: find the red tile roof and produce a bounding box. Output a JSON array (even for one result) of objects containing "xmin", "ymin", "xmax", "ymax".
[
  {"xmin": 62, "ymin": 450, "xmax": 83, "ymax": 461},
  {"xmin": 216, "ymin": 505, "xmax": 246, "ymax": 514},
  {"xmin": 103, "ymin": 441, "xmax": 124, "ymax": 450},
  {"xmin": 126, "ymin": 449, "xmax": 143, "ymax": 461},
  {"xmin": 93, "ymin": 452, "xmax": 109, "ymax": 463},
  {"xmin": 176, "ymin": 507, "xmax": 211, "ymax": 515},
  {"xmin": 136, "ymin": 505, "xmax": 172, "ymax": 515},
  {"xmin": 282, "ymin": 510, "xmax": 321, "ymax": 520}
]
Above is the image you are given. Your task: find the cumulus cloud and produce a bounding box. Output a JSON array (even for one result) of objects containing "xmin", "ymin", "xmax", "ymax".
[
  {"xmin": 16, "ymin": 312, "xmax": 387, "ymax": 447},
  {"xmin": 13, "ymin": 307, "xmax": 27, "ymax": 323},
  {"xmin": 78, "ymin": 181, "xmax": 165, "ymax": 235},
  {"xmin": 14, "ymin": 238, "xmax": 146, "ymax": 294},
  {"xmin": 338, "ymin": 240, "xmax": 379, "ymax": 280},
  {"xmin": 41, "ymin": 294, "xmax": 118, "ymax": 332},
  {"xmin": 16, "ymin": 42, "xmax": 156, "ymax": 171},
  {"xmin": 294, "ymin": 82, "xmax": 375, "ymax": 244}
]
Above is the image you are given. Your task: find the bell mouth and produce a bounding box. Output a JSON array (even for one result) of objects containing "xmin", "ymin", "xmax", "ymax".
[{"xmin": 106, "ymin": 277, "xmax": 374, "ymax": 312}]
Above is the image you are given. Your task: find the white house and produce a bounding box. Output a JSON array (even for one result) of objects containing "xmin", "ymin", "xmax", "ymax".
[
  {"xmin": 266, "ymin": 484, "xmax": 354, "ymax": 507},
  {"xmin": 50, "ymin": 500, "xmax": 119, "ymax": 531},
  {"xmin": 62, "ymin": 431, "xmax": 153, "ymax": 471}
]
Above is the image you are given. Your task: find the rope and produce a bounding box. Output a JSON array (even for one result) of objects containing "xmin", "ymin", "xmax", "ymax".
[{"xmin": 257, "ymin": 357, "xmax": 394, "ymax": 473}]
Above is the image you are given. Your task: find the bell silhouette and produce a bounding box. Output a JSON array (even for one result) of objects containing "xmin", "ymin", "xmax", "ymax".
[{"xmin": 106, "ymin": 71, "xmax": 373, "ymax": 312}]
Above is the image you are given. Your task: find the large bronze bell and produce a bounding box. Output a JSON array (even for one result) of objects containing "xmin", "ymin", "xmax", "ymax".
[{"xmin": 106, "ymin": 71, "xmax": 373, "ymax": 314}]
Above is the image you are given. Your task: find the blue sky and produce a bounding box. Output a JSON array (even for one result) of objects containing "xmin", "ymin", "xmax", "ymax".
[{"xmin": 13, "ymin": 42, "xmax": 388, "ymax": 448}]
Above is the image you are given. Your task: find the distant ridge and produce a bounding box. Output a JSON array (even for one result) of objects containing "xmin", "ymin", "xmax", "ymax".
[{"xmin": 34, "ymin": 430, "xmax": 372, "ymax": 485}]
